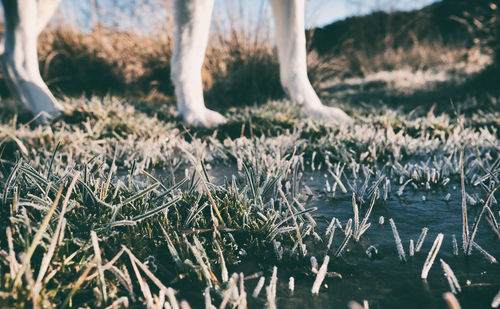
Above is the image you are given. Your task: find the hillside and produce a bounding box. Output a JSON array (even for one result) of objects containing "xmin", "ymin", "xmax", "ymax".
[{"xmin": 310, "ymin": 0, "xmax": 495, "ymax": 56}]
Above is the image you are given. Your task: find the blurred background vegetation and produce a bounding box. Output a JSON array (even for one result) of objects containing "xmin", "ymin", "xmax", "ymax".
[{"xmin": 0, "ymin": 0, "xmax": 498, "ymax": 111}]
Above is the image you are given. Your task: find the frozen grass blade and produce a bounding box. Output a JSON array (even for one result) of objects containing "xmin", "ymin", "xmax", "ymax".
[
  {"xmin": 452, "ymin": 234, "xmax": 459, "ymax": 256},
  {"xmin": 128, "ymin": 196, "xmax": 181, "ymax": 223},
  {"xmin": 421, "ymin": 233, "xmax": 444, "ymax": 279},
  {"xmin": 204, "ymin": 287, "xmax": 215, "ymax": 309},
  {"xmin": 311, "ymin": 255, "xmax": 330, "ymax": 295},
  {"xmin": 6, "ymin": 227, "xmax": 19, "ymax": 280},
  {"xmin": 127, "ymin": 248, "xmax": 154, "ymax": 307},
  {"xmin": 0, "ymin": 128, "xmax": 28, "ymax": 157},
  {"xmin": 293, "ymin": 197, "xmax": 317, "ymax": 227},
  {"xmin": 288, "ymin": 277, "xmax": 294, "ymax": 293},
  {"xmin": 415, "ymin": 227, "xmax": 429, "ymax": 252},
  {"xmin": 181, "ymin": 148, "xmax": 225, "ymax": 227},
  {"xmin": 345, "ymin": 218, "xmax": 353, "ymax": 236},
  {"xmin": 219, "ymin": 273, "xmax": 237, "ymax": 309},
  {"xmin": 183, "ymin": 235, "xmax": 214, "ymax": 287},
  {"xmin": 265, "ymin": 266, "xmax": 277, "ymax": 309},
  {"xmin": 360, "ymin": 189, "xmax": 377, "ymax": 231},
  {"xmin": 353, "ymin": 193, "xmax": 360, "ymax": 240},
  {"xmin": 310, "ymin": 256, "xmax": 318, "ymax": 273},
  {"xmin": 45, "ymin": 140, "xmax": 61, "ymax": 179},
  {"xmin": 327, "ymin": 224, "xmax": 336, "ymax": 250},
  {"xmin": 460, "ymin": 151, "xmax": 469, "ymax": 254},
  {"xmin": 354, "ymin": 189, "xmax": 377, "ymax": 241},
  {"xmin": 279, "ymin": 188, "xmax": 305, "ymax": 256},
  {"xmin": 252, "ymin": 276, "xmax": 265, "ymax": 298},
  {"xmin": 215, "ymin": 240, "xmax": 228, "ymax": 283},
  {"xmin": 325, "ymin": 217, "xmax": 336, "ymax": 236},
  {"xmin": 471, "ymin": 241, "xmax": 498, "ymax": 263},
  {"xmin": 440, "ymin": 259, "xmax": 461, "ymax": 294},
  {"xmin": 11, "ymin": 185, "xmax": 63, "ymax": 289},
  {"xmin": 112, "ymin": 182, "xmax": 160, "ymax": 220},
  {"xmin": 166, "ymin": 287, "xmax": 180, "ymax": 309},
  {"xmin": 389, "ymin": 218, "xmax": 406, "ymax": 262},
  {"xmin": 238, "ymin": 273, "xmax": 247, "ymax": 309},
  {"xmin": 409, "ymin": 239, "xmax": 415, "ymax": 257},
  {"xmin": 91, "ymin": 230, "xmax": 108, "ymax": 304},
  {"xmin": 3, "ymin": 158, "xmax": 21, "ymax": 206},
  {"xmin": 466, "ymin": 185, "xmax": 498, "ymax": 255},
  {"xmin": 328, "ymin": 169, "xmax": 347, "ymax": 193},
  {"xmin": 335, "ymin": 229, "xmax": 352, "ymax": 257},
  {"xmin": 160, "ymin": 225, "xmax": 183, "ymax": 267}
]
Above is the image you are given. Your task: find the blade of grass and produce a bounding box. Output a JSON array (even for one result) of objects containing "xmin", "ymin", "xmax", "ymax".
[
  {"xmin": 389, "ymin": 218, "xmax": 406, "ymax": 262},
  {"xmin": 45, "ymin": 140, "xmax": 62, "ymax": 179},
  {"xmin": 440, "ymin": 259, "xmax": 461, "ymax": 294},
  {"xmin": 466, "ymin": 185, "xmax": 499, "ymax": 255},
  {"xmin": 460, "ymin": 151, "xmax": 469, "ymax": 254},
  {"xmin": 311, "ymin": 255, "xmax": 330, "ymax": 295},
  {"xmin": 421, "ymin": 233, "xmax": 444, "ymax": 279},
  {"xmin": 415, "ymin": 227, "xmax": 429, "ymax": 253},
  {"xmin": 127, "ymin": 247, "xmax": 154, "ymax": 307},
  {"xmin": 111, "ymin": 182, "xmax": 160, "ymax": 221},
  {"xmin": 279, "ymin": 188, "xmax": 305, "ymax": 256},
  {"xmin": 3, "ymin": 158, "xmax": 22, "ymax": 206},
  {"xmin": 35, "ymin": 173, "xmax": 79, "ymax": 294},
  {"xmin": 91, "ymin": 231, "xmax": 108, "ymax": 304},
  {"xmin": 11, "ymin": 185, "xmax": 63, "ymax": 289},
  {"xmin": 180, "ymin": 147, "xmax": 225, "ymax": 227}
]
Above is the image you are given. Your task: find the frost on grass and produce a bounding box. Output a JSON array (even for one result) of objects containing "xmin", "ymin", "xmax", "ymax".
[
  {"xmin": 1, "ymin": 97, "xmax": 500, "ymax": 307},
  {"xmin": 0, "ymin": 153, "xmax": 319, "ymax": 307}
]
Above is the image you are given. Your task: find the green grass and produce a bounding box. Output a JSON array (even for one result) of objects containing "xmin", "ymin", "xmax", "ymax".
[{"xmin": 0, "ymin": 97, "xmax": 499, "ymax": 307}]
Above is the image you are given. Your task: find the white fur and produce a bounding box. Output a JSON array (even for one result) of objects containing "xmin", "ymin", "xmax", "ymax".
[{"xmin": 1, "ymin": 0, "xmax": 350, "ymax": 126}]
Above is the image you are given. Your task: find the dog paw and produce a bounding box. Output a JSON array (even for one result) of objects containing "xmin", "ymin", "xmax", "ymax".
[
  {"xmin": 183, "ymin": 108, "xmax": 227, "ymax": 127},
  {"xmin": 305, "ymin": 104, "xmax": 352, "ymax": 124}
]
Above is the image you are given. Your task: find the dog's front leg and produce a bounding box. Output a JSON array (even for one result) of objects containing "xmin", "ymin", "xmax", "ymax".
[
  {"xmin": 0, "ymin": 0, "xmax": 64, "ymax": 123},
  {"xmin": 171, "ymin": 0, "xmax": 227, "ymax": 127},
  {"xmin": 270, "ymin": 0, "xmax": 351, "ymax": 124}
]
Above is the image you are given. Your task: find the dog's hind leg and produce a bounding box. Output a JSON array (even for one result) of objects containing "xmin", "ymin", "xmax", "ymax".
[
  {"xmin": 171, "ymin": 0, "xmax": 227, "ymax": 127},
  {"xmin": 0, "ymin": 0, "xmax": 64, "ymax": 123},
  {"xmin": 270, "ymin": 0, "xmax": 351, "ymax": 124}
]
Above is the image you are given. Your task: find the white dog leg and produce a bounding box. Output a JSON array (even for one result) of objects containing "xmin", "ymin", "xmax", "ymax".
[
  {"xmin": 270, "ymin": 0, "xmax": 351, "ymax": 123},
  {"xmin": 1, "ymin": 0, "xmax": 64, "ymax": 122},
  {"xmin": 171, "ymin": 0, "xmax": 226, "ymax": 127}
]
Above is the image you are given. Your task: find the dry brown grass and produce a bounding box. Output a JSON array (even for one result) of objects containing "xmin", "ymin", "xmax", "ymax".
[
  {"xmin": 0, "ymin": 23, "xmax": 342, "ymax": 109},
  {"xmin": 25, "ymin": 25, "xmax": 475, "ymax": 106},
  {"xmin": 36, "ymin": 26, "xmax": 174, "ymax": 99}
]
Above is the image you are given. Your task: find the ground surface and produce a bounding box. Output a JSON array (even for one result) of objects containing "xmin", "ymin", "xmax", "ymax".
[{"xmin": 0, "ymin": 87, "xmax": 499, "ymax": 308}]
